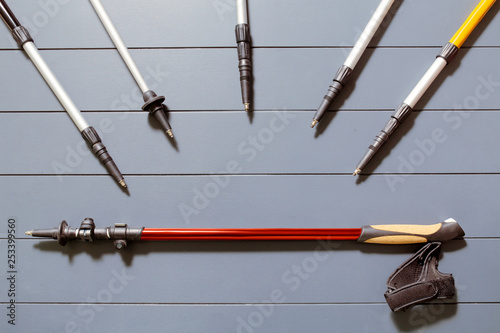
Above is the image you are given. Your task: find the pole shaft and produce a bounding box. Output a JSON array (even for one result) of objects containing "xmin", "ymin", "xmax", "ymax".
[
  {"xmin": 344, "ymin": 0, "xmax": 395, "ymax": 69},
  {"xmin": 23, "ymin": 42, "xmax": 90, "ymax": 131},
  {"xmin": 449, "ymin": 0, "xmax": 496, "ymax": 48},
  {"xmin": 236, "ymin": 0, "xmax": 248, "ymax": 24},
  {"xmin": 403, "ymin": 57, "xmax": 447, "ymax": 108},
  {"xmin": 89, "ymin": 0, "xmax": 149, "ymax": 93},
  {"xmin": 0, "ymin": 0, "xmax": 19, "ymax": 30},
  {"xmin": 141, "ymin": 228, "xmax": 362, "ymax": 241}
]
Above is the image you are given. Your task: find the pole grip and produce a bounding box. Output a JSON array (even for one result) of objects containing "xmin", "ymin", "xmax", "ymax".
[{"xmin": 357, "ymin": 219, "xmax": 464, "ymax": 244}]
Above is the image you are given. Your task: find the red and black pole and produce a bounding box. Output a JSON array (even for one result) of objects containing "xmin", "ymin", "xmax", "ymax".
[{"xmin": 26, "ymin": 218, "xmax": 464, "ymax": 250}]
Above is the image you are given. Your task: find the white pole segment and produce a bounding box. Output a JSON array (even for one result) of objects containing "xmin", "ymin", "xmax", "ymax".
[
  {"xmin": 344, "ymin": 0, "xmax": 395, "ymax": 69},
  {"xmin": 23, "ymin": 42, "xmax": 89, "ymax": 131},
  {"xmin": 89, "ymin": 0, "xmax": 149, "ymax": 93},
  {"xmin": 403, "ymin": 57, "xmax": 447, "ymax": 108},
  {"xmin": 236, "ymin": 0, "xmax": 248, "ymax": 24}
]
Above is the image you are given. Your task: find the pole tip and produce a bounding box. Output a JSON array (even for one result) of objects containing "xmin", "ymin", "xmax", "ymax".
[
  {"xmin": 119, "ymin": 180, "xmax": 127, "ymax": 188},
  {"xmin": 311, "ymin": 119, "xmax": 318, "ymax": 128},
  {"xmin": 166, "ymin": 129, "xmax": 174, "ymax": 138},
  {"xmin": 244, "ymin": 103, "xmax": 250, "ymax": 112},
  {"xmin": 353, "ymin": 168, "xmax": 361, "ymax": 176},
  {"xmin": 25, "ymin": 231, "xmax": 33, "ymax": 236}
]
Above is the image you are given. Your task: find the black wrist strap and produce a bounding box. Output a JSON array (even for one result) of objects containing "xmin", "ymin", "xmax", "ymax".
[{"xmin": 384, "ymin": 242, "xmax": 456, "ymax": 312}]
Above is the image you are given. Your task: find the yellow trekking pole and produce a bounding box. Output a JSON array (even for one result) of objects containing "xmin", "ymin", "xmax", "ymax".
[{"xmin": 354, "ymin": 0, "xmax": 496, "ymax": 176}]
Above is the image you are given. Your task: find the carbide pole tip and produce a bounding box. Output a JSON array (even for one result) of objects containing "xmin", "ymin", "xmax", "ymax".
[
  {"xmin": 25, "ymin": 231, "xmax": 33, "ymax": 236},
  {"xmin": 166, "ymin": 129, "xmax": 174, "ymax": 138},
  {"xmin": 353, "ymin": 168, "xmax": 361, "ymax": 176},
  {"xmin": 244, "ymin": 103, "xmax": 250, "ymax": 112},
  {"xmin": 119, "ymin": 180, "xmax": 127, "ymax": 188},
  {"xmin": 311, "ymin": 119, "xmax": 318, "ymax": 128}
]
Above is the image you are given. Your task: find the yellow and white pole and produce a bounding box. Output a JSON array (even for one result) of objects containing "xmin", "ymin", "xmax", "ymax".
[{"xmin": 354, "ymin": 0, "xmax": 496, "ymax": 176}]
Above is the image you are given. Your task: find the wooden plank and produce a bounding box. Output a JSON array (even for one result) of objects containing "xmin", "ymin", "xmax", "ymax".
[
  {"xmin": 0, "ymin": 176, "xmax": 499, "ymax": 236},
  {"xmin": 0, "ymin": 239, "xmax": 496, "ymax": 304},
  {"xmin": 0, "ymin": 47, "xmax": 498, "ymax": 111},
  {"xmin": 0, "ymin": 0, "xmax": 498, "ymax": 48},
  {"xmin": 0, "ymin": 239, "xmax": 500, "ymax": 304},
  {"xmin": 0, "ymin": 111, "xmax": 499, "ymax": 174},
  {"xmin": 1, "ymin": 303, "xmax": 499, "ymax": 333}
]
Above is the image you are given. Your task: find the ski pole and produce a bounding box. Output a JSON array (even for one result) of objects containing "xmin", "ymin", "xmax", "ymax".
[
  {"xmin": 89, "ymin": 0, "xmax": 174, "ymax": 138},
  {"xmin": 354, "ymin": 0, "xmax": 496, "ymax": 175},
  {"xmin": 311, "ymin": 0, "xmax": 397, "ymax": 128},
  {"xmin": 0, "ymin": 0, "xmax": 126, "ymax": 188},
  {"xmin": 25, "ymin": 218, "xmax": 464, "ymax": 250}
]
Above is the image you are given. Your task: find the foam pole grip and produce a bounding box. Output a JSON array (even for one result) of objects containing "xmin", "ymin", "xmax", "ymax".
[{"xmin": 357, "ymin": 219, "xmax": 465, "ymax": 244}]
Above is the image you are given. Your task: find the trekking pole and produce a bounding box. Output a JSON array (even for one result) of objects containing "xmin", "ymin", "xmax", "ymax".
[
  {"xmin": 354, "ymin": 0, "xmax": 496, "ymax": 175},
  {"xmin": 25, "ymin": 218, "xmax": 464, "ymax": 250},
  {"xmin": 89, "ymin": 0, "xmax": 174, "ymax": 138},
  {"xmin": 0, "ymin": 0, "xmax": 126, "ymax": 188},
  {"xmin": 311, "ymin": 0, "xmax": 396, "ymax": 128}
]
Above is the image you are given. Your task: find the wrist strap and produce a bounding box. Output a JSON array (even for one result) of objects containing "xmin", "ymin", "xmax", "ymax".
[{"xmin": 384, "ymin": 242, "xmax": 456, "ymax": 312}]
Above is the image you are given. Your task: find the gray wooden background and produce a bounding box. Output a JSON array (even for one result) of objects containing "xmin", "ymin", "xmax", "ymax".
[{"xmin": 1, "ymin": 0, "xmax": 499, "ymax": 332}]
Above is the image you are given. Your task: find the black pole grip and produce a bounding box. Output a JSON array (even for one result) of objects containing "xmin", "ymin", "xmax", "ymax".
[{"xmin": 358, "ymin": 219, "xmax": 465, "ymax": 244}]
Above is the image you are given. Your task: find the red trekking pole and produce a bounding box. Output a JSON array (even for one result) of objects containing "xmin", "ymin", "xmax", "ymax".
[{"xmin": 26, "ymin": 218, "xmax": 464, "ymax": 250}]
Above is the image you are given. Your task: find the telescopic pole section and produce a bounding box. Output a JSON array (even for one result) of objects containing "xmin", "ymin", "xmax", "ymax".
[
  {"xmin": 0, "ymin": 0, "xmax": 19, "ymax": 29},
  {"xmin": 89, "ymin": 0, "xmax": 173, "ymax": 138},
  {"xmin": 22, "ymin": 43, "xmax": 90, "ymax": 131},
  {"xmin": 0, "ymin": 0, "xmax": 126, "ymax": 188},
  {"xmin": 236, "ymin": 0, "xmax": 248, "ymax": 24},
  {"xmin": 311, "ymin": 0, "xmax": 396, "ymax": 128},
  {"xmin": 235, "ymin": 0, "xmax": 252, "ymax": 112},
  {"xmin": 353, "ymin": 0, "xmax": 496, "ymax": 176},
  {"xmin": 449, "ymin": 0, "xmax": 496, "ymax": 48},
  {"xmin": 89, "ymin": 0, "xmax": 148, "ymax": 92},
  {"xmin": 140, "ymin": 228, "xmax": 362, "ymax": 241}
]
